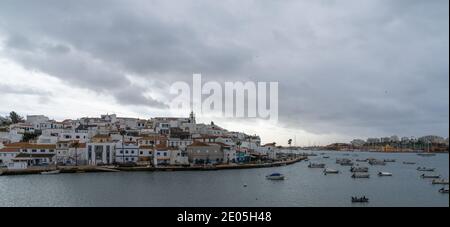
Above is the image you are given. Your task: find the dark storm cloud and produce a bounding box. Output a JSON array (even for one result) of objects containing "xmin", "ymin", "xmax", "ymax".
[{"xmin": 0, "ymin": 0, "xmax": 448, "ymax": 138}]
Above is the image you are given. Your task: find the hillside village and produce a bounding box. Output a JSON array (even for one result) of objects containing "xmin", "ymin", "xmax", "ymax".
[{"xmin": 0, "ymin": 112, "xmax": 280, "ymax": 170}]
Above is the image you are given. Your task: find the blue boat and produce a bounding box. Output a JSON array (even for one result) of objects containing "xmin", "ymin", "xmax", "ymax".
[{"xmin": 266, "ymin": 173, "xmax": 285, "ymax": 180}]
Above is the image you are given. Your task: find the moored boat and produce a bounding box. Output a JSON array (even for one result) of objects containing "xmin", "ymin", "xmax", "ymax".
[
  {"xmin": 417, "ymin": 167, "xmax": 435, "ymax": 172},
  {"xmin": 356, "ymin": 159, "xmax": 367, "ymax": 162},
  {"xmin": 322, "ymin": 156, "xmax": 330, "ymax": 159},
  {"xmin": 323, "ymin": 168, "xmax": 339, "ymax": 174},
  {"xmin": 266, "ymin": 173, "xmax": 285, "ymax": 180},
  {"xmin": 308, "ymin": 163, "xmax": 325, "ymax": 168},
  {"xmin": 378, "ymin": 172, "xmax": 393, "ymax": 176},
  {"xmin": 432, "ymin": 179, "xmax": 449, "ymax": 185},
  {"xmin": 384, "ymin": 159, "xmax": 396, "ymax": 162},
  {"xmin": 352, "ymin": 173, "xmax": 370, "ymax": 178},
  {"xmin": 350, "ymin": 167, "xmax": 369, "ymax": 172},
  {"xmin": 351, "ymin": 196, "xmax": 369, "ymax": 203},
  {"xmin": 439, "ymin": 187, "xmax": 449, "ymax": 193},
  {"xmin": 40, "ymin": 170, "xmax": 61, "ymax": 175},
  {"xmin": 421, "ymin": 174, "xmax": 440, "ymax": 179},
  {"xmin": 403, "ymin": 162, "xmax": 416, "ymax": 165},
  {"xmin": 368, "ymin": 159, "xmax": 385, "ymax": 166}
]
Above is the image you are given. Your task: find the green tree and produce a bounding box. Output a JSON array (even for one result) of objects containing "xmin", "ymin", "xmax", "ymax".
[
  {"xmin": 22, "ymin": 132, "xmax": 39, "ymax": 142},
  {"xmin": 9, "ymin": 111, "xmax": 24, "ymax": 124}
]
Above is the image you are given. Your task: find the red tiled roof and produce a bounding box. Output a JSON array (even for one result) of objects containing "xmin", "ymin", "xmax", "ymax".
[
  {"xmin": 0, "ymin": 147, "xmax": 19, "ymax": 153},
  {"xmin": 188, "ymin": 141, "xmax": 210, "ymax": 147}
]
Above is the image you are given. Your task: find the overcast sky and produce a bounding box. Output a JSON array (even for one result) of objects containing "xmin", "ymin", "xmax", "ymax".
[{"xmin": 0, "ymin": 0, "xmax": 448, "ymax": 145}]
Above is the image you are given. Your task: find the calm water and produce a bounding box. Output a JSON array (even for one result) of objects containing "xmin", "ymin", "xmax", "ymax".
[{"xmin": 0, "ymin": 151, "xmax": 448, "ymax": 207}]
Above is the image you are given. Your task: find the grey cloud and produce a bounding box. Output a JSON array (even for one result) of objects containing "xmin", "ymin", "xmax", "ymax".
[
  {"xmin": 0, "ymin": 0, "xmax": 448, "ymax": 139},
  {"xmin": 0, "ymin": 83, "xmax": 52, "ymax": 96}
]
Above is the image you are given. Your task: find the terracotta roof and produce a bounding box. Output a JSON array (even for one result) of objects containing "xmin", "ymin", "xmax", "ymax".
[
  {"xmin": 139, "ymin": 145, "xmax": 154, "ymax": 149},
  {"xmin": 155, "ymin": 144, "xmax": 168, "ymax": 150},
  {"xmin": 0, "ymin": 147, "xmax": 19, "ymax": 153},
  {"xmin": 92, "ymin": 134, "xmax": 111, "ymax": 139},
  {"xmin": 188, "ymin": 141, "xmax": 210, "ymax": 147},
  {"xmin": 5, "ymin": 142, "xmax": 56, "ymax": 149},
  {"xmin": 211, "ymin": 142, "xmax": 231, "ymax": 147}
]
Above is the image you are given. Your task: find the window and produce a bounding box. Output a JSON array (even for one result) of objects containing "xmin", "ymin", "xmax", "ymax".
[
  {"xmin": 120, "ymin": 150, "xmax": 123, "ymax": 154},
  {"xmin": 140, "ymin": 151, "xmax": 143, "ymax": 155},
  {"xmin": 50, "ymin": 150, "xmax": 54, "ymax": 153},
  {"xmin": 164, "ymin": 152, "xmax": 167, "ymax": 156},
  {"xmin": 131, "ymin": 150, "xmax": 134, "ymax": 154},
  {"xmin": 125, "ymin": 150, "xmax": 129, "ymax": 154},
  {"xmin": 157, "ymin": 152, "xmax": 160, "ymax": 156},
  {"xmin": 22, "ymin": 149, "xmax": 27, "ymax": 152},
  {"xmin": 40, "ymin": 149, "xmax": 45, "ymax": 153},
  {"xmin": 32, "ymin": 149, "xmax": 37, "ymax": 153}
]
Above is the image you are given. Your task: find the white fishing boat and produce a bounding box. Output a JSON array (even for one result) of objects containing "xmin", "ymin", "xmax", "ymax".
[
  {"xmin": 432, "ymin": 179, "xmax": 449, "ymax": 185},
  {"xmin": 323, "ymin": 168, "xmax": 339, "ymax": 174},
  {"xmin": 378, "ymin": 172, "xmax": 393, "ymax": 176},
  {"xmin": 266, "ymin": 173, "xmax": 285, "ymax": 180},
  {"xmin": 41, "ymin": 170, "xmax": 61, "ymax": 175}
]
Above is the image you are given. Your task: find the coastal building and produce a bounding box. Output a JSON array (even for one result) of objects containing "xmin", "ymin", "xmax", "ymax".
[
  {"xmin": 186, "ymin": 141, "xmax": 223, "ymax": 165},
  {"xmin": 115, "ymin": 142, "xmax": 139, "ymax": 163},
  {"xmin": 0, "ymin": 147, "xmax": 20, "ymax": 166},
  {"xmin": 138, "ymin": 145, "xmax": 153, "ymax": 165},
  {"xmin": 153, "ymin": 145, "xmax": 171, "ymax": 166},
  {"xmin": 56, "ymin": 141, "xmax": 87, "ymax": 165},
  {"xmin": 86, "ymin": 135, "xmax": 115, "ymax": 165}
]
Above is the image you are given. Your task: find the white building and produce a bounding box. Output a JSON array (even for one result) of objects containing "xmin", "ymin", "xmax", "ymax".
[
  {"xmin": 115, "ymin": 142, "xmax": 139, "ymax": 163},
  {"xmin": 86, "ymin": 135, "xmax": 116, "ymax": 165},
  {"xmin": 0, "ymin": 147, "xmax": 20, "ymax": 166}
]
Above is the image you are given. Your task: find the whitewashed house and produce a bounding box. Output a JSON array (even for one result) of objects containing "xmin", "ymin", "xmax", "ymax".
[{"xmin": 115, "ymin": 142, "xmax": 139, "ymax": 163}]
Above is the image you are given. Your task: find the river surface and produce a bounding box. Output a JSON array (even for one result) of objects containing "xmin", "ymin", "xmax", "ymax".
[{"xmin": 0, "ymin": 151, "xmax": 448, "ymax": 207}]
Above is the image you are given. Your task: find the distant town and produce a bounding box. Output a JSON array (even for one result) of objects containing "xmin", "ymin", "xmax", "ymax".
[{"xmin": 0, "ymin": 111, "xmax": 448, "ymax": 172}]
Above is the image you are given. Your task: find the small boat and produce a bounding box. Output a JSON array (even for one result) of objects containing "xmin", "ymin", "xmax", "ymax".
[
  {"xmin": 417, "ymin": 167, "xmax": 435, "ymax": 172},
  {"xmin": 323, "ymin": 156, "xmax": 330, "ymax": 159},
  {"xmin": 421, "ymin": 174, "xmax": 440, "ymax": 179},
  {"xmin": 368, "ymin": 159, "xmax": 386, "ymax": 166},
  {"xmin": 403, "ymin": 162, "xmax": 416, "ymax": 165},
  {"xmin": 308, "ymin": 163, "xmax": 325, "ymax": 168},
  {"xmin": 336, "ymin": 158, "xmax": 352, "ymax": 164},
  {"xmin": 41, "ymin": 170, "xmax": 61, "ymax": 175},
  {"xmin": 352, "ymin": 173, "xmax": 370, "ymax": 178},
  {"xmin": 439, "ymin": 187, "xmax": 449, "ymax": 193},
  {"xmin": 384, "ymin": 159, "xmax": 396, "ymax": 162},
  {"xmin": 323, "ymin": 168, "xmax": 339, "ymax": 174},
  {"xmin": 378, "ymin": 172, "xmax": 393, "ymax": 176},
  {"xmin": 266, "ymin": 173, "xmax": 285, "ymax": 180},
  {"xmin": 352, "ymin": 196, "xmax": 369, "ymax": 203},
  {"xmin": 356, "ymin": 159, "xmax": 367, "ymax": 162},
  {"xmin": 350, "ymin": 167, "xmax": 369, "ymax": 173},
  {"xmin": 432, "ymin": 179, "xmax": 449, "ymax": 185}
]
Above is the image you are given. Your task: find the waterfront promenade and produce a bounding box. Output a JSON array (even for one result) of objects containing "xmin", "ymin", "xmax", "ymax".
[{"xmin": 0, "ymin": 156, "xmax": 306, "ymax": 176}]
